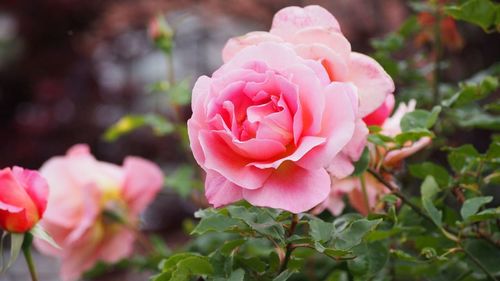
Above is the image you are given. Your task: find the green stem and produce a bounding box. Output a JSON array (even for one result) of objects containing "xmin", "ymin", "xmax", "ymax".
[
  {"xmin": 280, "ymin": 214, "xmax": 299, "ymax": 273},
  {"xmin": 462, "ymin": 247, "xmax": 499, "ymax": 281},
  {"xmin": 22, "ymin": 234, "xmax": 38, "ymax": 281},
  {"xmin": 432, "ymin": 0, "xmax": 442, "ymax": 104},
  {"xmin": 360, "ymin": 174, "xmax": 371, "ymax": 215}
]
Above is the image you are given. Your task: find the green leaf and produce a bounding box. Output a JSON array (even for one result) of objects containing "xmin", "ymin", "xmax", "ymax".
[
  {"xmin": 2, "ymin": 233, "xmax": 24, "ymax": 272},
  {"xmin": 447, "ymin": 144, "xmax": 480, "ymax": 173},
  {"xmin": 463, "ymin": 239, "xmax": 500, "ymax": 276},
  {"xmin": 238, "ymin": 257, "xmax": 266, "ymax": 273},
  {"xmin": 169, "ymin": 79, "xmax": 192, "ymax": 106},
  {"xmin": 445, "ymin": 0, "xmax": 500, "ymax": 32},
  {"xmin": 466, "ymin": 207, "xmax": 500, "ymax": 222},
  {"xmin": 273, "ymin": 270, "xmax": 295, "ymax": 281},
  {"xmin": 394, "ymin": 129, "xmax": 434, "ymax": 146},
  {"xmin": 104, "ymin": 114, "xmax": 174, "ymax": 141},
  {"xmin": 420, "ymin": 176, "xmax": 442, "ymax": 227},
  {"xmin": 227, "ymin": 269, "xmax": 245, "ymax": 281},
  {"xmin": 335, "ymin": 219, "xmax": 382, "ymax": 250},
  {"xmin": 348, "ymin": 241, "xmax": 389, "ymax": 278},
  {"xmin": 191, "ymin": 213, "xmax": 243, "ymax": 235},
  {"xmin": 309, "ymin": 219, "xmax": 335, "ymax": 244},
  {"xmin": 461, "ymin": 196, "xmax": 493, "ymax": 220},
  {"xmin": 165, "ymin": 165, "xmax": 198, "ymax": 198},
  {"xmin": 227, "ymin": 206, "xmax": 285, "ymax": 244},
  {"xmin": 451, "ymin": 106, "xmax": 500, "ymax": 130},
  {"xmin": 325, "ymin": 270, "xmax": 349, "ymax": 281},
  {"xmin": 442, "ymin": 76, "xmax": 499, "ymax": 107},
  {"xmin": 161, "ymin": 254, "xmax": 213, "ymax": 279},
  {"xmin": 400, "ymin": 106, "xmax": 441, "ymax": 132},
  {"xmin": 409, "ymin": 162, "xmax": 452, "ymax": 187},
  {"xmin": 220, "ymin": 239, "xmax": 246, "ymax": 256},
  {"xmin": 352, "ymin": 147, "xmax": 370, "ymax": 176}
]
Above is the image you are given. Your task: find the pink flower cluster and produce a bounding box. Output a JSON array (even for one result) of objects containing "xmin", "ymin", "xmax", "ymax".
[{"xmin": 188, "ymin": 5, "xmax": 395, "ymax": 213}]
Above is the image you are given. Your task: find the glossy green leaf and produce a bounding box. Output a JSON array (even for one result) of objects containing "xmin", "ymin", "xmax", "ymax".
[
  {"xmin": 273, "ymin": 270, "xmax": 295, "ymax": 281},
  {"xmin": 461, "ymin": 196, "xmax": 493, "ymax": 220},
  {"xmin": 442, "ymin": 76, "xmax": 499, "ymax": 107},
  {"xmin": 400, "ymin": 106, "xmax": 441, "ymax": 132},
  {"xmin": 309, "ymin": 219, "xmax": 335, "ymax": 244},
  {"xmin": 445, "ymin": 0, "xmax": 500, "ymax": 32},
  {"xmin": 447, "ymin": 144, "xmax": 480, "ymax": 173},
  {"xmin": 352, "ymin": 147, "xmax": 370, "ymax": 176},
  {"xmin": 409, "ymin": 162, "xmax": 452, "ymax": 187},
  {"xmin": 420, "ymin": 176, "xmax": 442, "ymax": 227},
  {"xmin": 104, "ymin": 114, "xmax": 174, "ymax": 141}
]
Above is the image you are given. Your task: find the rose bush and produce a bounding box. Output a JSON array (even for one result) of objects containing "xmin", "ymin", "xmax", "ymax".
[
  {"xmin": 0, "ymin": 167, "xmax": 49, "ymax": 233},
  {"xmin": 34, "ymin": 144, "xmax": 164, "ymax": 281},
  {"xmin": 316, "ymin": 98, "xmax": 432, "ymax": 215},
  {"xmin": 188, "ymin": 5, "xmax": 394, "ymax": 213}
]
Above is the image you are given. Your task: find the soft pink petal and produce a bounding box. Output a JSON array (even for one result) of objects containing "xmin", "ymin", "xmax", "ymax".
[
  {"xmin": 215, "ymin": 130, "xmax": 287, "ymax": 161},
  {"xmin": 199, "ymin": 130, "xmax": 273, "ymax": 189},
  {"xmin": 222, "ymin": 31, "xmax": 284, "ymax": 62},
  {"xmin": 294, "ymin": 44, "xmax": 349, "ymax": 81},
  {"xmin": 348, "ymin": 52, "xmax": 395, "ymax": 117},
  {"xmin": 122, "ymin": 157, "xmax": 164, "ymax": 216},
  {"xmin": 205, "ymin": 171, "xmax": 244, "ymax": 207},
  {"xmin": 271, "ymin": 5, "xmax": 341, "ymax": 39},
  {"xmin": 384, "ymin": 137, "xmax": 432, "ymax": 167},
  {"xmin": 243, "ymin": 164, "xmax": 330, "ymax": 213},
  {"xmin": 297, "ymin": 82, "xmax": 357, "ymax": 169},
  {"xmin": 363, "ymin": 94, "xmax": 395, "ymax": 126},
  {"xmin": 290, "ymin": 27, "xmax": 351, "ymax": 60},
  {"xmin": 327, "ymin": 153, "xmax": 355, "ymax": 179},
  {"xmin": 98, "ymin": 228, "xmax": 135, "ymax": 263},
  {"xmin": 12, "ymin": 166, "xmax": 49, "ymax": 219},
  {"xmin": 341, "ymin": 120, "xmax": 369, "ymax": 162},
  {"xmin": 250, "ymin": 136, "xmax": 326, "ymax": 169}
]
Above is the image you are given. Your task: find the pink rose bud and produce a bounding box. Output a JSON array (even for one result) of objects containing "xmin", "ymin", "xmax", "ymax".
[
  {"xmin": 0, "ymin": 166, "xmax": 49, "ymax": 233},
  {"xmin": 148, "ymin": 15, "xmax": 174, "ymax": 54}
]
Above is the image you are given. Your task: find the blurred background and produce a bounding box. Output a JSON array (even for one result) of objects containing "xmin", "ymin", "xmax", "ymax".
[{"xmin": 0, "ymin": 0, "xmax": 498, "ymax": 280}]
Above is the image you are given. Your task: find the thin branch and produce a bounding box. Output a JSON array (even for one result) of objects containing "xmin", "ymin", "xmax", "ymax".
[
  {"xmin": 461, "ymin": 247, "xmax": 499, "ymax": 281},
  {"xmin": 279, "ymin": 214, "xmax": 299, "ymax": 273}
]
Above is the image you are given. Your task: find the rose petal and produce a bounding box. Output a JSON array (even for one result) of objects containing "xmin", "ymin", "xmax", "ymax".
[
  {"xmin": 348, "ymin": 52, "xmax": 395, "ymax": 117},
  {"xmin": 205, "ymin": 171, "xmax": 243, "ymax": 207},
  {"xmin": 222, "ymin": 31, "xmax": 284, "ymax": 62},
  {"xmin": 243, "ymin": 163, "xmax": 330, "ymax": 213}
]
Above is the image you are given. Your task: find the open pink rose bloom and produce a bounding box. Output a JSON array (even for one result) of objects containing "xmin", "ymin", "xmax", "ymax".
[
  {"xmin": 34, "ymin": 144, "xmax": 164, "ymax": 281},
  {"xmin": 188, "ymin": 5, "xmax": 395, "ymax": 213}
]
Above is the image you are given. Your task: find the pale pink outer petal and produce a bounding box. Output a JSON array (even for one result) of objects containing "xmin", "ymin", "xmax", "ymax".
[
  {"xmin": 384, "ymin": 137, "xmax": 432, "ymax": 167},
  {"xmin": 297, "ymin": 82, "xmax": 357, "ymax": 170},
  {"xmin": 216, "ymin": 42, "xmax": 307, "ymax": 77},
  {"xmin": 294, "ymin": 44, "xmax": 349, "ymax": 81},
  {"xmin": 242, "ymin": 164, "xmax": 330, "ymax": 213},
  {"xmin": 342, "ymin": 120, "xmax": 369, "ymax": 162},
  {"xmin": 289, "ymin": 27, "xmax": 351, "ymax": 59},
  {"xmin": 97, "ymin": 228, "xmax": 135, "ymax": 263},
  {"xmin": 362, "ymin": 94, "xmax": 395, "ymax": 126},
  {"xmin": 327, "ymin": 153, "xmax": 355, "ymax": 179},
  {"xmin": 38, "ymin": 156, "xmax": 84, "ymax": 229},
  {"xmin": 222, "ymin": 31, "xmax": 284, "ymax": 62},
  {"xmin": 348, "ymin": 52, "xmax": 395, "ymax": 117},
  {"xmin": 271, "ymin": 5, "xmax": 341, "ymax": 39},
  {"xmin": 205, "ymin": 171, "xmax": 244, "ymax": 207},
  {"xmin": 12, "ymin": 166, "xmax": 49, "ymax": 219},
  {"xmin": 381, "ymin": 99, "xmax": 417, "ymax": 137},
  {"xmin": 122, "ymin": 156, "xmax": 164, "ymax": 216}
]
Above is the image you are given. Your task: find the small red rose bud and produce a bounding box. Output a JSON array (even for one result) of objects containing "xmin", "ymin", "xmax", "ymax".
[
  {"xmin": 0, "ymin": 166, "xmax": 49, "ymax": 233},
  {"xmin": 148, "ymin": 14, "xmax": 174, "ymax": 54}
]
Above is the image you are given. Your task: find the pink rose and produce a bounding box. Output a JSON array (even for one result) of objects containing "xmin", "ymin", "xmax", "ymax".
[
  {"xmin": 223, "ymin": 5, "xmax": 395, "ymax": 117},
  {"xmin": 316, "ymin": 100, "xmax": 431, "ymax": 216},
  {"xmin": 221, "ymin": 5, "xmax": 396, "ymax": 181},
  {"xmin": 0, "ymin": 167, "xmax": 49, "ymax": 233},
  {"xmin": 34, "ymin": 144, "xmax": 163, "ymax": 281},
  {"xmin": 188, "ymin": 41, "xmax": 363, "ymax": 213},
  {"xmin": 363, "ymin": 94, "xmax": 395, "ymax": 127}
]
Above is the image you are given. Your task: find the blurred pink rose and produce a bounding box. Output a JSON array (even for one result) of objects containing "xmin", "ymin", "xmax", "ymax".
[
  {"xmin": 0, "ymin": 166, "xmax": 49, "ymax": 233},
  {"xmin": 223, "ymin": 5, "xmax": 395, "ymax": 117},
  {"xmin": 316, "ymin": 100, "xmax": 431, "ymax": 215},
  {"xmin": 34, "ymin": 144, "xmax": 163, "ymax": 281},
  {"xmin": 188, "ymin": 41, "xmax": 364, "ymax": 213}
]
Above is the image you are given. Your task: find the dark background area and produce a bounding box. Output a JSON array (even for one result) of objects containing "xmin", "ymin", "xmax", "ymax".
[{"xmin": 1, "ymin": 0, "xmax": 498, "ymax": 171}]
